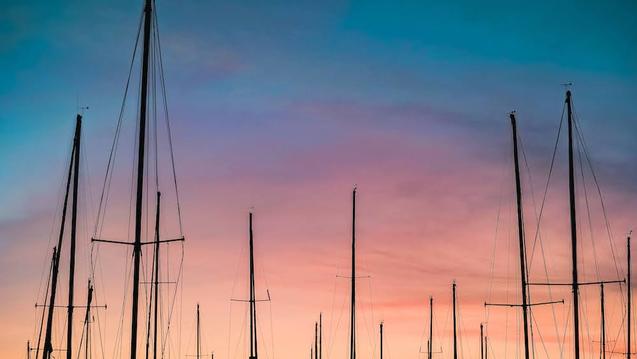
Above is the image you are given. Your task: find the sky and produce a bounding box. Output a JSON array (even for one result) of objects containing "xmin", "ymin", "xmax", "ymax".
[{"xmin": 1, "ymin": 0, "xmax": 637, "ymax": 358}]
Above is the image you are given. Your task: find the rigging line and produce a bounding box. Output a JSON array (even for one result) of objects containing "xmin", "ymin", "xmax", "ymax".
[
  {"xmin": 153, "ymin": 9, "xmax": 183, "ymax": 234},
  {"xmin": 255, "ymin": 307, "xmax": 271, "ymax": 359},
  {"xmin": 609, "ymin": 301, "xmax": 626, "ymax": 356},
  {"xmin": 576, "ymin": 133, "xmax": 601, "ymax": 279},
  {"xmin": 572, "ymin": 106, "xmax": 627, "ymax": 356},
  {"xmin": 530, "ymin": 311, "xmax": 550, "ymax": 359},
  {"xmin": 560, "ymin": 300, "xmax": 571, "ymax": 359},
  {"xmin": 113, "ymin": 247, "xmax": 135, "ymax": 358},
  {"xmin": 269, "ymin": 298, "xmax": 276, "ymax": 359},
  {"xmin": 325, "ymin": 268, "xmax": 340, "ymax": 359},
  {"xmin": 527, "ymin": 103, "xmax": 565, "ymax": 268},
  {"xmin": 515, "ymin": 132, "xmax": 537, "ymax": 359},
  {"xmin": 33, "ymin": 125, "xmax": 75, "ymax": 341},
  {"xmin": 35, "ymin": 249, "xmax": 55, "ymax": 359},
  {"xmin": 94, "ymin": 296, "xmax": 106, "ymax": 359},
  {"xmin": 165, "ymin": 244, "xmax": 185, "ymax": 354},
  {"xmin": 486, "ymin": 152, "xmax": 508, "ymax": 325},
  {"xmin": 519, "ymin": 106, "xmax": 566, "ymax": 358},
  {"xmin": 573, "ymin": 112, "xmax": 624, "ymax": 297},
  {"xmin": 151, "ymin": 21, "xmax": 159, "ymax": 192},
  {"xmin": 328, "ymin": 276, "xmax": 349, "ymax": 359},
  {"xmin": 94, "ymin": 10, "xmax": 144, "ymax": 237},
  {"xmin": 160, "ymin": 243, "xmax": 184, "ymax": 357}
]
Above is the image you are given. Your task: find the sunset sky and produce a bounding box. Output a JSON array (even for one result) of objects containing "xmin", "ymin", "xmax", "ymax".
[{"xmin": 1, "ymin": 0, "xmax": 637, "ymax": 358}]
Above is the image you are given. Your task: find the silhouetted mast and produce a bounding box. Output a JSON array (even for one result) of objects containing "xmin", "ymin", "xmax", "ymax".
[
  {"xmin": 377, "ymin": 322, "xmax": 383, "ymax": 359},
  {"xmin": 489, "ymin": 112, "xmax": 567, "ymax": 358},
  {"xmin": 42, "ymin": 115, "xmax": 82, "ymax": 359},
  {"xmin": 350, "ymin": 187, "xmax": 357, "ymax": 359},
  {"xmin": 452, "ymin": 281, "xmax": 457, "ymax": 359},
  {"xmin": 480, "ymin": 323, "xmax": 484, "ymax": 359},
  {"xmin": 565, "ymin": 90, "xmax": 582, "ymax": 359},
  {"xmin": 510, "ymin": 112, "xmax": 531, "ymax": 359},
  {"xmin": 319, "ymin": 313, "xmax": 322, "ymax": 359},
  {"xmin": 428, "ymin": 297, "xmax": 433, "ymax": 359},
  {"xmin": 628, "ymin": 234, "xmax": 632, "ymax": 359},
  {"xmin": 249, "ymin": 212, "xmax": 258, "ymax": 359},
  {"xmin": 314, "ymin": 321, "xmax": 318, "ymax": 359},
  {"xmin": 197, "ymin": 304, "xmax": 201, "ymax": 359},
  {"xmin": 129, "ymin": 0, "xmax": 153, "ymax": 357},
  {"xmin": 600, "ymin": 283, "xmax": 606, "ymax": 359}
]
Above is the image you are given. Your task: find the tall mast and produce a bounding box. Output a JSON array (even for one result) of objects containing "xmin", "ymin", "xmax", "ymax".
[
  {"xmin": 379, "ymin": 322, "xmax": 383, "ymax": 359},
  {"xmin": 43, "ymin": 115, "xmax": 81, "ymax": 359},
  {"xmin": 314, "ymin": 322, "xmax": 318, "ymax": 359},
  {"xmin": 249, "ymin": 212, "xmax": 258, "ymax": 359},
  {"xmin": 350, "ymin": 187, "xmax": 357, "ymax": 359},
  {"xmin": 452, "ymin": 281, "xmax": 457, "ymax": 359},
  {"xmin": 428, "ymin": 297, "xmax": 433, "ymax": 359},
  {"xmin": 510, "ymin": 113, "xmax": 531, "ymax": 359},
  {"xmin": 67, "ymin": 114, "xmax": 82, "ymax": 359},
  {"xmin": 480, "ymin": 323, "xmax": 484, "ymax": 359},
  {"xmin": 565, "ymin": 90, "xmax": 581, "ymax": 359},
  {"xmin": 600, "ymin": 283, "xmax": 606, "ymax": 359},
  {"xmin": 319, "ymin": 313, "xmax": 322, "ymax": 359},
  {"xmin": 130, "ymin": 0, "xmax": 153, "ymax": 356},
  {"xmin": 130, "ymin": 0, "xmax": 153, "ymax": 355},
  {"xmin": 628, "ymin": 234, "xmax": 632, "ymax": 359},
  {"xmin": 197, "ymin": 304, "xmax": 200, "ymax": 359}
]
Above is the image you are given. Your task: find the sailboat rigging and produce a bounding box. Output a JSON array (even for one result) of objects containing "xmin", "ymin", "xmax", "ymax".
[
  {"xmin": 350, "ymin": 187, "xmax": 357, "ymax": 359},
  {"xmin": 524, "ymin": 89, "xmax": 624, "ymax": 359},
  {"xmin": 90, "ymin": 0, "xmax": 185, "ymax": 358},
  {"xmin": 230, "ymin": 211, "xmax": 271, "ymax": 359},
  {"xmin": 484, "ymin": 112, "xmax": 563, "ymax": 358},
  {"xmin": 32, "ymin": 114, "xmax": 82, "ymax": 359}
]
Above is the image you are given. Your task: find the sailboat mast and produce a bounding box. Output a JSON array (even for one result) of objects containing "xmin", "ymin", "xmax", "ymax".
[
  {"xmin": 428, "ymin": 296, "xmax": 433, "ymax": 359},
  {"xmin": 350, "ymin": 187, "xmax": 357, "ymax": 359},
  {"xmin": 319, "ymin": 313, "xmax": 322, "ymax": 359},
  {"xmin": 452, "ymin": 281, "xmax": 457, "ymax": 359},
  {"xmin": 249, "ymin": 212, "xmax": 258, "ymax": 359},
  {"xmin": 43, "ymin": 115, "xmax": 81, "ymax": 359},
  {"xmin": 379, "ymin": 322, "xmax": 383, "ymax": 359},
  {"xmin": 600, "ymin": 283, "xmax": 606, "ymax": 359},
  {"xmin": 130, "ymin": 0, "xmax": 153, "ymax": 357},
  {"xmin": 480, "ymin": 323, "xmax": 484, "ymax": 359},
  {"xmin": 510, "ymin": 113, "xmax": 531, "ymax": 359},
  {"xmin": 565, "ymin": 90, "xmax": 581, "ymax": 359},
  {"xmin": 381, "ymin": 322, "xmax": 385, "ymax": 359},
  {"xmin": 197, "ymin": 304, "xmax": 200, "ymax": 359},
  {"xmin": 628, "ymin": 234, "xmax": 632, "ymax": 359},
  {"xmin": 67, "ymin": 114, "xmax": 81, "ymax": 359},
  {"xmin": 314, "ymin": 322, "xmax": 318, "ymax": 359}
]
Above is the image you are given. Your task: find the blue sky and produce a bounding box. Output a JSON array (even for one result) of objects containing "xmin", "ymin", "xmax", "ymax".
[{"xmin": 1, "ymin": 1, "xmax": 636, "ymax": 358}]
